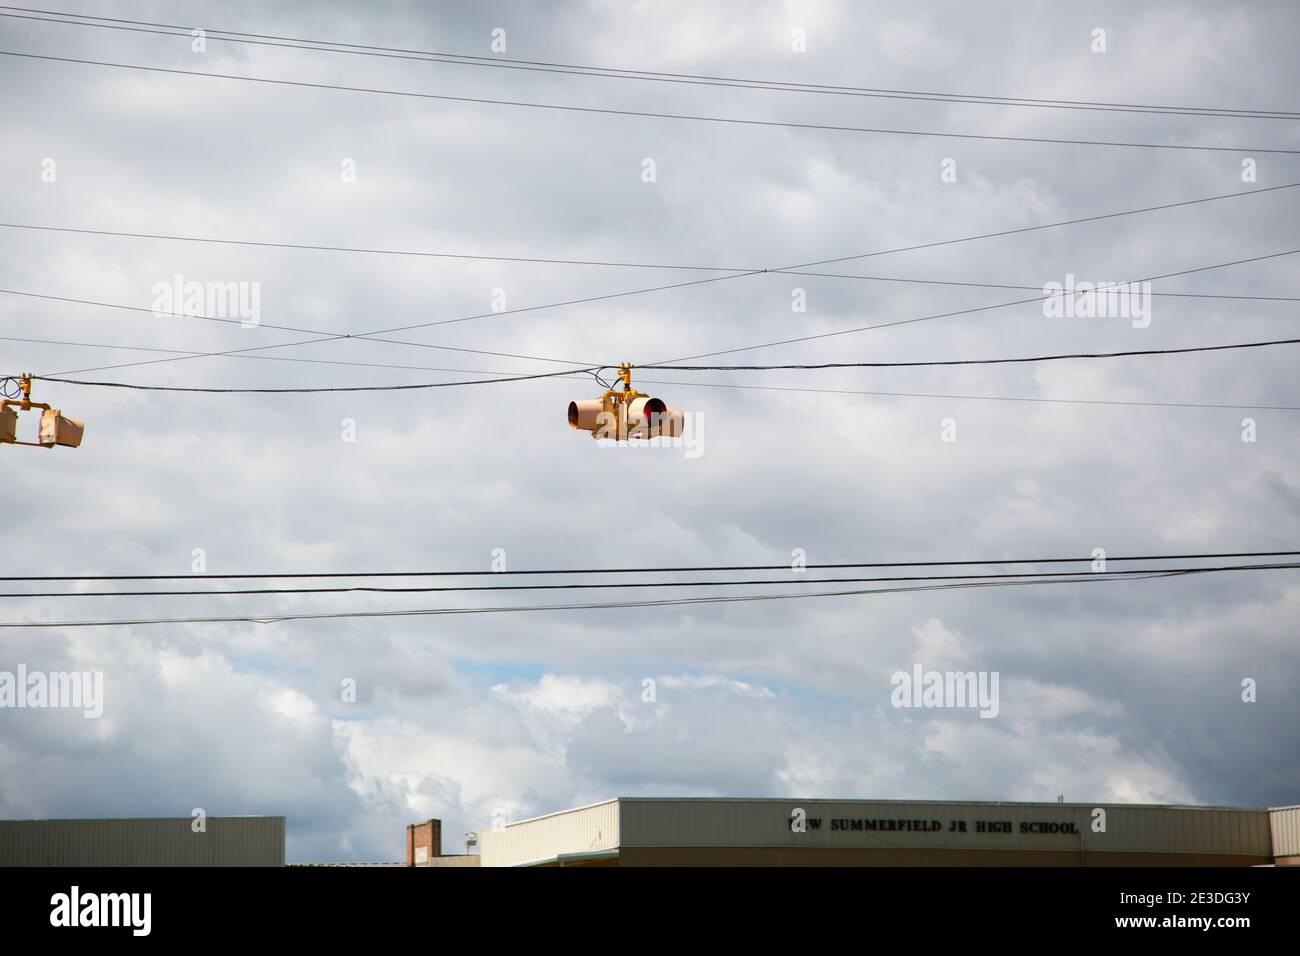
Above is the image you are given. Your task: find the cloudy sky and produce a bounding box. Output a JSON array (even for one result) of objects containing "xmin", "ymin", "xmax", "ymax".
[{"xmin": 1, "ymin": 1, "xmax": 1297, "ymax": 862}]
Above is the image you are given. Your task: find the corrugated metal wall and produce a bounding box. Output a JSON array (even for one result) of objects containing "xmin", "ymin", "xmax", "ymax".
[
  {"xmin": 1269, "ymin": 805, "xmax": 1300, "ymax": 857},
  {"xmin": 480, "ymin": 800, "xmax": 618, "ymax": 866},
  {"xmin": 1103, "ymin": 804, "xmax": 1271, "ymax": 856},
  {"xmin": 615, "ymin": 799, "xmax": 1273, "ymax": 858},
  {"xmin": 0, "ymin": 817, "xmax": 285, "ymax": 866}
]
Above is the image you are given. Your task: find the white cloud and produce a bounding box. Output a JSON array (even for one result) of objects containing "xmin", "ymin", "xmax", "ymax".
[{"xmin": 0, "ymin": 0, "xmax": 1296, "ymax": 861}]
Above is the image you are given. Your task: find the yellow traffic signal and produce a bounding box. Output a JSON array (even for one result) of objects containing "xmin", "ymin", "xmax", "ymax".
[
  {"xmin": 0, "ymin": 405, "xmax": 16, "ymax": 444},
  {"xmin": 567, "ymin": 364, "xmax": 684, "ymax": 441},
  {"xmin": 625, "ymin": 395, "xmax": 684, "ymax": 439},
  {"xmin": 566, "ymin": 398, "xmax": 607, "ymax": 432},
  {"xmin": 39, "ymin": 409, "xmax": 85, "ymax": 448},
  {"xmin": 0, "ymin": 375, "xmax": 85, "ymax": 450}
]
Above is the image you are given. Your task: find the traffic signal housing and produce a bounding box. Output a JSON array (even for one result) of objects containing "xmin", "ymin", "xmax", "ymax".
[
  {"xmin": 39, "ymin": 409, "xmax": 85, "ymax": 448},
  {"xmin": 567, "ymin": 364, "xmax": 684, "ymax": 441},
  {"xmin": 0, "ymin": 405, "xmax": 16, "ymax": 445},
  {"xmin": 0, "ymin": 375, "xmax": 85, "ymax": 450},
  {"xmin": 567, "ymin": 398, "xmax": 606, "ymax": 432},
  {"xmin": 624, "ymin": 395, "xmax": 684, "ymax": 439}
]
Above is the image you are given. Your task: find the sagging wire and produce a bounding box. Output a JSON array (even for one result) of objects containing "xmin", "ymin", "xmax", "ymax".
[{"xmin": 0, "ymin": 376, "xmax": 24, "ymax": 400}]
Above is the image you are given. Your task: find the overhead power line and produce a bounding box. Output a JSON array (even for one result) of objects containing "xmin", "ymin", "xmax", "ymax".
[
  {"xmin": 0, "ymin": 275, "xmax": 743, "ymax": 377},
  {"xmin": 4, "ymin": 6, "xmax": 1298, "ymax": 120},
  {"xmin": 0, "ymin": 220, "xmax": 756, "ymax": 273},
  {"xmin": 640, "ymin": 337, "xmax": 1300, "ymax": 372},
  {"xmin": 11, "ymin": 265, "xmax": 1295, "ymax": 363},
  {"xmin": 8, "ymin": 366, "xmax": 596, "ymax": 394},
  {"xmin": 5, "ymin": 562, "xmax": 1297, "ymax": 598},
  {"xmin": 5, "ymin": 356, "xmax": 1289, "ymax": 408},
  {"xmin": 12, "ymin": 182, "xmax": 1296, "ymax": 382},
  {"xmin": 4, "ymin": 184, "xmax": 1290, "ymax": 278},
  {"xmin": 637, "ymin": 375, "xmax": 1300, "ymax": 412},
  {"xmin": 4, "ymin": 180, "xmax": 1292, "ymax": 378},
  {"xmin": 777, "ymin": 269, "xmax": 1300, "ymax": 302},
  {"xmin": 12, "ymin": 185, "xmax": 1300, "ymax": 390},
  {"xmin": 39, "ymin": 334, "xmax": 595, "ymax": 378},
  {"xmin": 654, "ymin": 248, "xmax": 1300, "ymax": 363},
  {"xmin": 16, "ymin": 334, "xmax": 1300, "ymax": 394},
  {"xmin": 20, "ymin": 248, "xmax": 1300, "ymax": 390},
  {"xmin": 0, "ymin": 333, "xmax": 592, "ymax": 379},
  {"xmin": 4, "ymin": 549, "xmax": 1293, "ymax": 581},
  {"xmin": 766, "ymin": 183, "xmax": 1300, "ymax": 274},
  {"xmin": 10, "ymin": 335, "xmax": 1284, "ymax": 411},
  {"xmin": 0, "ymin": 287, "xmax": 333, "ymax": 337},
  {"xmin": 4, "ymin": 260, "xmax": 1297, "ymax": 378},
  {"xmin": 12, "ymin": 331, "xmax": 1300, "ymax": 387},
  {"xmin": 0, "ymin": 287, "xmax": 601, "ymax": 376},
  {"xmin": 2, "ymin": 564, "xmax": 1292, "ymax": 628},
  {"xmin": 5, "ymin": 49, "xmax": 1299, "ymax": 154}
]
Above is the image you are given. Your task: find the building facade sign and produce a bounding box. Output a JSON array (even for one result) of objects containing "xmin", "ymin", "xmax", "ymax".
[{"xmin": 799, "ymin": 816, "xmax": 1081, "ymax": 835}]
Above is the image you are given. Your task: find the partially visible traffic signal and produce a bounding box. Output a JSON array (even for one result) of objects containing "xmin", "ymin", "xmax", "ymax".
[
  {"xmin": 0, "ymin": 404, "xmax": 16, "ymax": 445},
  {"xmin": 0, "ymin": 375, "xmax": 86, "ymax": 450},
  {"xmin": 38, "ymin": 408, "xmax": 85, "ymax": 448},
  {"xmin": 567, "ymin": 364, "xmax": 684, "ymax": 440}
]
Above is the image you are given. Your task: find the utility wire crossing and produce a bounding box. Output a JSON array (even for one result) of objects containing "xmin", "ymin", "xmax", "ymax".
[
  {"xmin": 12, "ymin": 335, "xmax": 1299, "ymax": 394},
  {"xmin": 8, "ymin": 181, "xmax": 1294, "ymax": 381},
  {"xmin": 1, "ymin": 185, "xmax": 1295, "ymax": 272}
]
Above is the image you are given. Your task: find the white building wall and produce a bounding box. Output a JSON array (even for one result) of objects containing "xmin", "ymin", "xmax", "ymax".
[
  {"xmin": 1269, "ymin": 805, "xmax": 1300, "ymax": 857},
  {"xmin": 480, "ymin": 800, "xmax": 619, "ymax": 867}
]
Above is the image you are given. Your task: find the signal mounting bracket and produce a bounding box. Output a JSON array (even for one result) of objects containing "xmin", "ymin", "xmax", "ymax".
[{"xmin": 602, "ymin": 362, "xmax": 644, "ymax": 409}]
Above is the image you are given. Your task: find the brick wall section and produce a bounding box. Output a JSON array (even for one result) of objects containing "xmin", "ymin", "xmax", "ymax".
[{"xmin": 405, "ymin": 819, "xmax": 441, "ymax": 866}]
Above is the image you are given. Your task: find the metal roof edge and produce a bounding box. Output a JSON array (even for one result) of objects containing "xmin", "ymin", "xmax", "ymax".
[
  {"xmin": 507, "ymin": 848, "xmax": 621, "ymax": 867},
  {"xmin": 612, "ymin": 797, "xmax": 1274, "ymax": 811},
  {"xmin": 0, "ymin": 815, "xmax": 285, "ymax": 823},
  {"xmin": 496, "ymin": 797, "xmax": 620, "ymax": 830}
]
